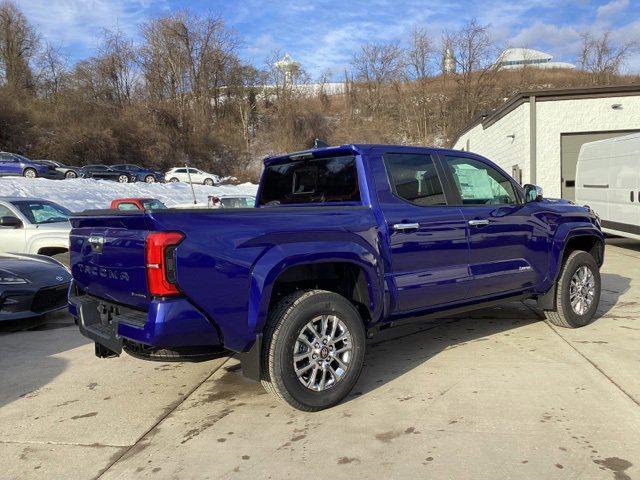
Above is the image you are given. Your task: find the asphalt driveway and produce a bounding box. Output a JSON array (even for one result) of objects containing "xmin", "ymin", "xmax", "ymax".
[{"xmin": 1, "ymin": 238, "xmax": 639, "ymax": 480}]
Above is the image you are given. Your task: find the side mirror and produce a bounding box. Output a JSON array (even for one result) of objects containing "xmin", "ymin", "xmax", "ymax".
[
  {"xmin": 0, "ymin": 216, "xmax": 23, "ymax": 228},
  {"xmin": 523, "ymin": 184, "xmax": 543, "ymax": 203}
]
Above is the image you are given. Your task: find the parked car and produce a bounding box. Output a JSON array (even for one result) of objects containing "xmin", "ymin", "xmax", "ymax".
[
  {"xmin": 36, "ymin": 160, "xmax": 81, "ymax": 179},
  {"xmin": 80, "ymin": 165, "xmax": 136, "ymax": 183},
  {"xmin": 576, "ymin": 132, "xmax": 640, "ymax": 241},
  {"xmin": 208, "ymin": 195, "xmax": 256, "ymax": 208},
  {"xmin": 0, "ymin": 253, "xmax": 71, "ymax": 322},
  {"xmin": 0, "ymin": 152, "xmax": 61, "ymax": 179},
  {"xmin": 112, "ymin": 164, "xmax": 165, "ymax": 183},
  {"xmin": 69, "ymin": 144, "xmax": 603, "ymax": 411},
  {"xmin": 165, "ymin": 167, "xmax": 220, "ymax": 186},
  {"xmin": 0, "ymin": 197, "xmax": 71, "ymax": 259},
  {"xmin": 110, "ymin": 198, "xmax": 168, "ymax": 211}
]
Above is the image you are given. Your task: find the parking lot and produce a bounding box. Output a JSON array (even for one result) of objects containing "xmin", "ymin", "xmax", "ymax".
[{"xmin": 0, "ymin": 238, "xmax": 638, "ymax": 480}]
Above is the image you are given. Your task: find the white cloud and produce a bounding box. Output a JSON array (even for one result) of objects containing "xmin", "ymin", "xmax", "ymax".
[
  {"xmin": 509, "ymin": 21, "xmax": 583, "ymax": 61},
  {"xmin": 597, "ymin": 0, "xmax": 629, "ymax": 20},
  {"xmin": 18, "ymin": 0, "xmax": 166, "ymax": 55}
]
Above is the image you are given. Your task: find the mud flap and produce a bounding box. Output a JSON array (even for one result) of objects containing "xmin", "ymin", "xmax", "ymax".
[{"xmin": 238, "ymin": 334, "xmax": 262, "ymax": 381}]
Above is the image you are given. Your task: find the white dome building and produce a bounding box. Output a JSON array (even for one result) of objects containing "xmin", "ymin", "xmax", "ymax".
[{"xmin": 496, "ymin": 48, "xmax": 575, "ymax": 70}]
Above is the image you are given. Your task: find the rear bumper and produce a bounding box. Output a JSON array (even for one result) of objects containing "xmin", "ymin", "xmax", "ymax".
[{"xmin": 69, "ymin": 289, "xmax": 222, "ymax": 354}]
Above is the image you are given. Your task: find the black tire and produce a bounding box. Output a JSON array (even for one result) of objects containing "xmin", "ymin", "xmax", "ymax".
[
  {"xmin": 65, "ymin": 170, "xmax": 77, "ymax": 179},
  {"xmin": 169, "ymin": 177, "xmax": 179, "ymax": 183},
  {"xmin": 203, "ymin": 178, "xmax": 214, "ymax": 186},
  {"xmin": 117, "ymin": 174, "xmax": 129, "ymax": 183},
  {"xmin": 261, "ymin": 290, "xmax": 366, "ymax": 411},
  {"xmin": 544, "ymin": 251, "xmax": 601, "ymax": 328},
  {"xmin": 23, "ymin": 167, "xmax": 37, "ymax": 178},
  {"xmin": 145, "ymin": 175, "xmax": 155, "ymax": 183}
]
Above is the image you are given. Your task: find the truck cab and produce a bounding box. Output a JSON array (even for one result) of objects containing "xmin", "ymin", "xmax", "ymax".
[{"xmin": 69, "ymin": 145, "xmax": 604, "ymax": 411}]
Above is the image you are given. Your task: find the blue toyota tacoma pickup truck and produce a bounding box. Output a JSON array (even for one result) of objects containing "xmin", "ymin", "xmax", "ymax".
[{"xmin": 69, "ymin": 145, "xmax": 604, "ymax": 411}]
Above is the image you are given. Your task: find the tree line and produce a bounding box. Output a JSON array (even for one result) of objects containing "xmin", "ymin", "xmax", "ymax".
[{"xmin": 0, "ymin": 1, "xmax": 636, "ymax": 180}]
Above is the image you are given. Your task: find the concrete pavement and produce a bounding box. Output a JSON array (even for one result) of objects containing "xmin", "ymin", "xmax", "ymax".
[{"xmin": 1, "ymin": 238, "xmax": 639, "ymax": 480}]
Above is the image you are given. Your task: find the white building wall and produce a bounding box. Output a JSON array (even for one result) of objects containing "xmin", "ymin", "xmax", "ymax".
[
  {"xmin": 536, "ymin": 95, "xmax": 640, "ymax": 197},
  {"xmin": 454, "ymin": 94, "xmax": 640, "ymax": 198},
  {"xmin": 453, "ymin": 103, "xmax": 530, "ymax": 182}
]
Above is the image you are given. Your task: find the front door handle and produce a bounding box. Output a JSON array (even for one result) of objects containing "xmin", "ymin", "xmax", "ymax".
[
  {"xmin": 392, "ymin": 223, "xmax": 420, "ymax": 232},
  {"xmin": 468, "ymin": 219, "xmax": 490, "ymax": 227}
]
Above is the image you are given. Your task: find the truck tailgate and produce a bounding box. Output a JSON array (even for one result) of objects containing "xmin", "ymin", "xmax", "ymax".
[{"xmin": 70, "ymin": 213, "xmax": 153, "ymax": 310}]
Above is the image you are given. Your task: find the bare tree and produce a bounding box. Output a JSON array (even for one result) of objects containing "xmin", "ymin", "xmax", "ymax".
[
  {"xmin": 35, "ymin": 42, "xmax": 68, "ymax": 98},
  {"xmin": 351, "ymin": 41, "xmax": 404, "ymax": 114},
  {"xmin": 444, "ymin": 20, "xmax": 500, "ymax": 134},
  {"xmin": 97, "ymin": 29, "xmax": 138, "ymax": 106},
  {"xmin": 579, "ymin": 31, "xmax": 635, "ymax": 85},
  {"xmin": 0, "ymin": 0, "xmax": 38, "ymax": 90}
]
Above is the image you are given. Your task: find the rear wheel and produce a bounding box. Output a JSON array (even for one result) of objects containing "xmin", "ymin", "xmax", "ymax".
[
  {"xmin": 261, "ymin": 290, "xmax": 366, "ymax": 411},
  {"xmin": 117, "ymin": 174, "xmax": 129, "ymax": 183},
  {"xmin": 204, "ymin": 178, "xmax": 214, "ymax": 186},
  {"xmin": 23, "ymin": 168, "xmax": 37, "ymax": 178},
  {"xmin": 544, "ymin": 251, "xmax": 601, "ymax": 328},
  {"xmin": 145, "ymin": 175, "xmax": 155, "ymax": 183},
  {"xmin": 65, "ymin": 170, "xmax": 77, "ymax": 179}
]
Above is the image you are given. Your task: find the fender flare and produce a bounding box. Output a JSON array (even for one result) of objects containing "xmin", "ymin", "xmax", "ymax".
[
  {"xmin": 538, "ymin": 223, "xmax": 604, "ymax": 309},
  {"xmin": 247, "ymin": 241, "xmax": 384, "ymax": 336}
]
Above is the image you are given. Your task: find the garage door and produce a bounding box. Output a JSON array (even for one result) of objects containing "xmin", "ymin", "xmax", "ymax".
[{"xmin": 561, "ymin": 130, "xmax": 640, "ymax": 200}]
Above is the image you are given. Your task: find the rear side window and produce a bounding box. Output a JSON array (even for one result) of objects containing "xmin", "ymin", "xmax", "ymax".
[
  {"xmin": 116, "ymin": 203, "xmax": 139, "ymax": 211},
  {"xmin": 259, "ymin": 156, "xmax": 359, "ymax": 205},
  {"xmin": 383, "ymin": 153, "xmax": 446, "ymax": 206}
]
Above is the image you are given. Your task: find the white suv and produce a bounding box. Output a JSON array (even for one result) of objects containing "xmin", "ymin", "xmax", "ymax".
[{"xmin": 165, "ymin": 167, "xmax": 220, "ymax": 186}]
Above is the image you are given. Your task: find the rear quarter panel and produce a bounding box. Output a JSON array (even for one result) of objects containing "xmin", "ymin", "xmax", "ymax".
[{"xmin": 150, "ymin": 207, "xmax": 382, "ymax": 351}]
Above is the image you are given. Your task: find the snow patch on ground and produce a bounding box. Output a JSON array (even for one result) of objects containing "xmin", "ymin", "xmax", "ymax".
[{"xmin": 0, "ymin": 178, "xmax": 258, "ymax": 212}]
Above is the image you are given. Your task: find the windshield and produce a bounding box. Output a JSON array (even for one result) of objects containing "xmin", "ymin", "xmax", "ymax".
[
  {"xmin": 11, "ymin": 200, "xmax": 71, "ymax": 224},
  {"xmin": 142, "ymin": 199, "xmax": 167, "ymax": 210},
  {"xmin": 258, "ymin": 155, "xmax": 359, "ymax": 206}
]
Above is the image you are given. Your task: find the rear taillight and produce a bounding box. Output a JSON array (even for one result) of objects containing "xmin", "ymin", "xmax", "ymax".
[{"xmin": 145, "ymin": 232, "xmax": 184, "ymax": 296}]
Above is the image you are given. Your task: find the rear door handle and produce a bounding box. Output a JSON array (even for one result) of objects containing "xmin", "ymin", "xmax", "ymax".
[
  {"xmin": 468, "ymin": 219, "xmax": 490, "ymax": 227},
  {"xmin": 392, "ymin": 223, "xmax": 420, "ymax": 232}
]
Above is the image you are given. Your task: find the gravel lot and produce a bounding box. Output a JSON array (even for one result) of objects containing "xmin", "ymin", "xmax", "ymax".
[{"xmin": 1, "ymin": 238, "xmax": 639, "ymax": 480}]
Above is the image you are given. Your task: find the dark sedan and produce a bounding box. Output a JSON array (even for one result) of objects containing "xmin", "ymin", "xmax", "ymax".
[
  {"xmin": 80, "ymin": 165, "xmax": 136, "ymax": 183},
  {"xmin": 0, "ymin": 253, "xmax": 71, "ymax": 322},
  {"xmin": 113, "ymin": 164, "xmax": 164, "ymax": 183}
]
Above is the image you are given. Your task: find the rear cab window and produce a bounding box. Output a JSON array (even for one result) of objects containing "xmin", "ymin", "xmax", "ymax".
[{"xmin": 258, "ymin": 156, "xmax": 360, "ymax": 206}]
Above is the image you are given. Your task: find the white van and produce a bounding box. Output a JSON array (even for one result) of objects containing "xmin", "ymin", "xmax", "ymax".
[{"xmin": 575, "ymin": 132, "xmax": 640, "ymax": 240}]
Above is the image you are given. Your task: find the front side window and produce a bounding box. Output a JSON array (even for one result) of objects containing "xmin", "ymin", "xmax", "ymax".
[
  {"xmin": 11, "ymin": 201, "xmax": 71, "ymax": 224},
  {"xmin": 383, "ymin": 153, "xmax": 446, "ymax": 206},
  {"xmin": 259, "ymin": 156, "xmax": 359, "ymax": 206},
  {"xmin": 444, "ymin": 156, "xmax": 518, "ymax": 205}
]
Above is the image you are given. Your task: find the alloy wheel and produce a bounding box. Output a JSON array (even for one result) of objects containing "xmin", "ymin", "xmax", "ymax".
[{"xmin": 293, "ymin": 314, "xmax": 353, "ymax": 392}]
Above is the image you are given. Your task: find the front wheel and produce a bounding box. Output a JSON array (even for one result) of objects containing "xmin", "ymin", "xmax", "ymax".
[
  {"xmin": 544, "ymin": 250, "xmax": 601, "ymax": 328},
  {"xmin": 203, "ymin": 178, "xmax": 214, "ymax": 186},
  {"xmin": 117, "ymin": 174, "xmax": 129, "ymax": 183},
  {"xmin": 261, "ymin": 290, "xmax": 366, "ymax": 411},
  {"xmin": 65, "ymin": 170, "xmax": 78, "ymax": 179},
  {"xmin": 23, "ymin": 168, "xmax": 37, "ymax": 178},
  {"xmin": 169, "ymin": 177, "xmax": 179, "ymax": 183},
  {"xmin": 145, "ymin": 175, "xmax": 155, "ymax": 183}
]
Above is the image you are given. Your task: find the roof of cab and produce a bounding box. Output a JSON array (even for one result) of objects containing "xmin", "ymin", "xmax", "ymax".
[{"xmin": 263, "ymin": 144, "xmax": 463, "ymax": 165}]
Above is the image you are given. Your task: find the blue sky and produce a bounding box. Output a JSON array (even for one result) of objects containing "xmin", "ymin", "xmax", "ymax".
[{"xmin": 17, "ymin": 0, "xmax": 640, "ymax": 77}]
